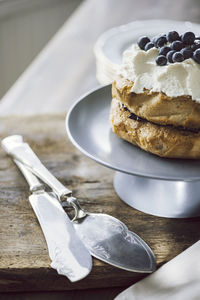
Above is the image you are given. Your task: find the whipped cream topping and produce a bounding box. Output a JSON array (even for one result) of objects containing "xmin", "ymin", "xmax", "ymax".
[{"xmin": 118, "ymin": 44, "xmax": 200, "ymax": 102}]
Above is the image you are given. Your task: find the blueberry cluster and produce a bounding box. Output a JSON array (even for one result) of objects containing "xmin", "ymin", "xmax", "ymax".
[{"xmin": 137, "ymin": 31, "xmax": 200, "ymax": 66}]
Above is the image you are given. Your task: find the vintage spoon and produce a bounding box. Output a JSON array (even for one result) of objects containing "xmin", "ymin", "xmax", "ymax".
[{"xmin": 2, "ymin": 135, "xmax": 156, "ymax": 273}]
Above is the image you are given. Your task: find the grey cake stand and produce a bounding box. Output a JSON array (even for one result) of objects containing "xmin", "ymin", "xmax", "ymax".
[{"xmin": 66, "ymin": 85, "xmax": 200, "ymax": 218}]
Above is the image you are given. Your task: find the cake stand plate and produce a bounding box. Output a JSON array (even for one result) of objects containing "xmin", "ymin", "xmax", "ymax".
[{"xmin": 66, "ymin": 85, "xmax": 200, "ymax": 218}]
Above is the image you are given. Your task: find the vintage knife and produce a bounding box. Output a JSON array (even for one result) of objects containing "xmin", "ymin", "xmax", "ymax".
[{"xmin": 2, "ymin": 137, "xmax": 92, "ymax": 283}]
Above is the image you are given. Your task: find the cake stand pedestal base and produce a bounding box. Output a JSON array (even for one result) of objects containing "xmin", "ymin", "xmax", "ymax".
[{"xmin": 114, "ymin": 172, "xmax": 200, "ymax": 218}]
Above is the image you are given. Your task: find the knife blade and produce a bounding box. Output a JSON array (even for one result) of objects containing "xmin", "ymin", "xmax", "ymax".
[
  {"xmin": 15, "ymin": 159, "xmax": 92, "ymax": 282},
  {"xmin": 2, "ymin": 137, "xmax": 92, "ymax": 282}
]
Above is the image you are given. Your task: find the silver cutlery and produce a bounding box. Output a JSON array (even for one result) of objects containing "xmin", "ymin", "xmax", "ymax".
[
  {"xmin": 2, "ymin": 135, "xmax": 156, "ymax": 273},
  {"xmin": 2, "ymin": 137, "xmax": 92, "ymax": 283}
]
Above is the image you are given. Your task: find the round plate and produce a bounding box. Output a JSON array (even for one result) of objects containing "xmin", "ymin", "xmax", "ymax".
[
  {"xmin": 94, "ymin": 19, "xmax": 200, "ymax": 66},
  {"xmin": 66, "ymin": 85, "xmax": 200, "ymax": 182}
]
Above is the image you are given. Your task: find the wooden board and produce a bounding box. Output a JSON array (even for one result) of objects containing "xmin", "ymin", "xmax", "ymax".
[{"xmin": 0, "ymin": 115, "xmax": 200, "ymax": 292}]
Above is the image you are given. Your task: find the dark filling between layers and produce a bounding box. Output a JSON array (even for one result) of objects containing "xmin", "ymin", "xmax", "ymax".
[{"xmin": 121, "ymin": 103, "xmax": 200, "ymax": 133}]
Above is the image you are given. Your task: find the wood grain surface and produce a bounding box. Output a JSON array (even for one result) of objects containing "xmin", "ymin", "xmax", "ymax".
[{"xmin": 0, "ymin": 115, "xmax": 200, "ymax": 293}]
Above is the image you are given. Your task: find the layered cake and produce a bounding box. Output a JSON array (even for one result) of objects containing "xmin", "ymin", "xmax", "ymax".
[{"xmin": 110, "ymin": 31, "xmax": 200, "ymax": 158}]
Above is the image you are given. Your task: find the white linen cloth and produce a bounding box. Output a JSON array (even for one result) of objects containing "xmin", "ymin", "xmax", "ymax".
[{"xmin": 115, "ymin": 241, "xmax": 200, "ymax": 300}]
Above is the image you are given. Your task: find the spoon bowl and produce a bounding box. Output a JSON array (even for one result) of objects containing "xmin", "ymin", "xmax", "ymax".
[{"xmin": 68, "ymin": 196, "xmax": 156, "ymax": 273}]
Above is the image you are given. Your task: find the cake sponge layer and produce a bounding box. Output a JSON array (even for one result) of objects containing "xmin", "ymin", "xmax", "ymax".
[
  {"xmin": 112, "ymin": 75, "xmax": 200, "ymax": 129},
  {"xmin": 110, "ymin": 98, "xmax": 200, "ymax": 159}
]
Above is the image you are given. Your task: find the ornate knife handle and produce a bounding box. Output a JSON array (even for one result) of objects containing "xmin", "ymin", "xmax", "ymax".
[{"xmin": 1, "ymin": 135, "xmax": 72, "ymax": 201}]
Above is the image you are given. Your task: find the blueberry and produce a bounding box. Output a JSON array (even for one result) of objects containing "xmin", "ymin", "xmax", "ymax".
[
  {"xmin": 172, "ymin": 52, "xmax": 184, "ymax": 63},
  {"xmin": 156, "ymin": 55, "xmax": 167, "ymax": 66},
  {"xmin": 155, "ymin": 35, "xmax": 167, "ymax": 48},
  {"xmin": 171, "ymin": 41, "xmax": 184, "ymax": 51},
  {"xmin": 181, "ymin": 31, "xmax": 195, "ymax": 45},
  {"xmin": 193, "ymin": 49, "xmax": 200, "ymax": 63},
  {"xmin": 180, "ymin": 48, "xmax": 193, "ymax": 59},
  {"xmin": 159, "ymin": 46, "xmax": 171, "ymax": 56},
  {"xmin": 152, "ymin": 36, "xmax": 157, "ymax": 45},
  {"xmin": 191, "ymin": 43, "xmax": 200, "ymax": 51},
  {"xmin": 166, "ymin": 31, "xmax": 180, "ymax": 42},
  {"xmin": 137, "ymin": 36, "xmax": 150, "ymax": 50},
  {"xmin": 166, "ymin": 50, "xmax": 176, "ymax": 63},
  {"xmin": 144, "ymin": 42, "xmax": 154, "ymax": 51}
]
